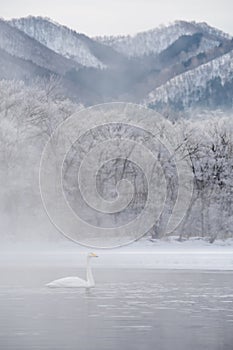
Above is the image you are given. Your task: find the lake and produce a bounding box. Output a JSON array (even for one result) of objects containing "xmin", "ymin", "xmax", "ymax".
[{"xmin": 0, "ymin": 267, "xmax": 233, "ymax": 349}]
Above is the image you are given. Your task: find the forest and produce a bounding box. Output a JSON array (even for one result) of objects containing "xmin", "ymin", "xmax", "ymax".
[{"xmin": 1, "ymin": 77, "xmax": 233, "ymax": 244}]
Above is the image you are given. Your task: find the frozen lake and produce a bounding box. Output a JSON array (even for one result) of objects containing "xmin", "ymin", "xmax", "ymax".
[{"xmin": 0, "ymin": 267, "xmax": 233, "ymax": 350}]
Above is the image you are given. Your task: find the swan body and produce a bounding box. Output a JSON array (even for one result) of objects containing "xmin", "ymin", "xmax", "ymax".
[
  {"xmin": 46, "ymin": 252, "xmax": 98, "ymax": 288},
  {"xmin": 46, "ymin": 276, "xmax": 91, "ymax": 288}
]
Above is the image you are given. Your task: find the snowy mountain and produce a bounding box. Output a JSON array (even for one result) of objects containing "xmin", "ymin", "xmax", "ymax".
[
  {"xmin": 9, "ymin": 16, "xmax": 125, "ymax": 69},
  {"xmin": 0, "ymin": 19, "xmax": 82, "ymax": 76},
  {"xmin": 145, "ymin": 48, "xmax": 233, "ymax": 111},
  {"xmin": 0, "ymin": 16, "xmax": 232, "ymax": 111},
  {"xmin": 96, "ymin": 20, "xmax": 231, "ymax": 58},
  {"xmin": 0, "ymin": 47, "xmax": 53, "ymax": 81}
]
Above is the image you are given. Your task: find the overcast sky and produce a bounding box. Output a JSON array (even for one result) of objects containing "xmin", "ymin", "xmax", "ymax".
[{"xmin": 1, "ymin": 0, "xmax": 233, "ymax": 37}]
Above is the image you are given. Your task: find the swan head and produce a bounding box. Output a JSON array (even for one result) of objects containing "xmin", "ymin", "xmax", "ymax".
[{"xmin": 89, "ymin": 252, "xmax": 98, "ymax": 258}]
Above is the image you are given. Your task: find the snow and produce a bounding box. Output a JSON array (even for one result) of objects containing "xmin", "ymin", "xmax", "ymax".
[
  {"xmin": 1, "ymin": 237, "xmax": 232, "ymax": 270},
  {"xmin": 9, "ymin": 17, "xmax": 105, "ymax": 68},
  {"xmin": 96, "ymin": 20, "xmax": 231, "ymax": 58},
  {"xmin": 145, "ymin": 50, "xmax": 233, "ymax": 108}
]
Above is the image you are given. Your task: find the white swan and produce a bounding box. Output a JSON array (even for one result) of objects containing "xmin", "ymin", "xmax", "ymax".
[{"xmin": 46, "ymin": 252, "xmax": 98, "ymax": 288}]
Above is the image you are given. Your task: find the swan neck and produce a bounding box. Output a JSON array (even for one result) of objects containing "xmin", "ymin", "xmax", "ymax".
[{"xmin": 86, "ymin": 256, "xmax": 94, "ymax": 286}]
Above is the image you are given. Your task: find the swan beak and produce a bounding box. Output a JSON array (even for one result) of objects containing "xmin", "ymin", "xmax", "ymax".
[{"xmin": 91, "ymin": 252, "xmax": 99, "ymax": 257}]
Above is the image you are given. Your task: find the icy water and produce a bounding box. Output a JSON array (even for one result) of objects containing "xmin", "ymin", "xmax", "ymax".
[{"xmin": 0, "ymin": 267, "xmax": 233, "ymax": 350}]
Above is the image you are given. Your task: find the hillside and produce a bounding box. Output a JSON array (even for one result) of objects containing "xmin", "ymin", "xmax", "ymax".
[{"xmin": 0, "ymin": 16, "xmax": 231, "ymax": 113}]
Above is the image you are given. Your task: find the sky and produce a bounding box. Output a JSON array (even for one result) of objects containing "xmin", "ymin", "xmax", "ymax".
[{"xmin": 1, "ymin": 0, "xmax": 233, "ymax": 37}]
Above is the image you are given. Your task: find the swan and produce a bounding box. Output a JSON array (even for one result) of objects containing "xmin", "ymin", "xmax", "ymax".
[{"xmin": 46, "ymin": 252, "xmax": 98, "ymax": 288}]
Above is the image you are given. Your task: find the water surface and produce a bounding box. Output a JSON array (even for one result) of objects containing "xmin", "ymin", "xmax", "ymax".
[{"xmin": 0, "ymin": 267, "xmax": 233, "ymax": 349}]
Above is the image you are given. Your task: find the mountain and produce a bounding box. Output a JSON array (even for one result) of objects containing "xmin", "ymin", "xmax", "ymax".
[
  {"xmin": 1, "ymin": 16, "xmax": 233, "ymax": 113},
  {"xmin": 145, "ymin": 48, "xmax": 233, "ymax": 111},
  {"xmin": 0, "ymin": 47, "xmax": 54, "ymax": 81},
  {"xmin": 96, "ymin": 20, "xmax": 231, "ymax": 58},
  {"xmin": 0, "ymin": 18, "xmax": 82, "ymax": 76},
  {"xmin": 9, "ymin": 16, "xmax": 127, "ymax": 69}
]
